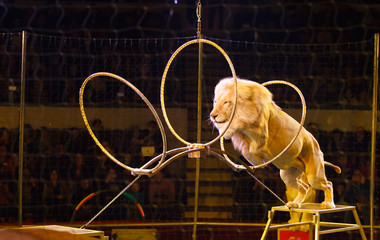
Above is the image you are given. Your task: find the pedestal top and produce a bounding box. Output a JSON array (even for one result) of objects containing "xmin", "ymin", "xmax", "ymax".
[{"xmin": 272, "ymin": 203, "xmax": 355, "ymax": 214}]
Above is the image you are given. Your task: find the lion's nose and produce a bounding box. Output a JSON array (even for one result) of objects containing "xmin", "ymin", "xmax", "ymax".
[{"xmin": 210, "ymin": 113, "xmax": 218, "ymax": 120}]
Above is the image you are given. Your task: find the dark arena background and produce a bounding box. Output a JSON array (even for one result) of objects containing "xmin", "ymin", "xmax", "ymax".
[{"xmin": 0, "ymin": 1, "xmax": 379, "ymax": 240}]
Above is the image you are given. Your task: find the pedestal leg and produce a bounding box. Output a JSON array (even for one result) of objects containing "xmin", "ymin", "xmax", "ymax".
[
  {"xmin": 352, "ymin": 209, "xmax": 367, "ymax": 240},
  {"xmin": 261, "ymin": 210, "xmax": 275, "ymax": 240},
  {"xmin": 314, "ymin": 213, "xmax": 320, "ymax": 240}
]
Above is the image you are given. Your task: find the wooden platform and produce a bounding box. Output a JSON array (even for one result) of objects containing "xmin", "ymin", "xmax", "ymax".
[
  {"xmin": 260, "ymin": 203, "xmax": 367, "ymax": 240},
  {"xmin": 0, "ymin": 225, "xmax": 107, "ymax": 240}
]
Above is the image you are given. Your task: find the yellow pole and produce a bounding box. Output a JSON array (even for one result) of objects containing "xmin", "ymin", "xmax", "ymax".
[
  {"xmin": 370, "ymin": 33, "xmax": 379, "ymax": 240},
  {"xmin": 192, "ymin": 2, "xmax": 202, "ymax": 240},
  {"xmin": 17, "ymin": 31, "xmax": 27, "ymax": 227}
]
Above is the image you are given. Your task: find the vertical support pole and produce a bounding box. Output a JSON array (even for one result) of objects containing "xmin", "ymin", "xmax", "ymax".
[
  {"xmin": 314, "ymin": 213, "xmax": 320, "ymax": 240},
  {"xmin": 260, "ymin": 210, "xmax": 274, "ymax": 240},
  {"xmin": 370, "ymin": 33, "xmax": 379, "ymax": 240},
  {"xmin": 18, "ymin": 31, "xmax": 27, "ymax": 227},
  {"xmin": 192, "ymin": 2, "xmax": 202, "ymax": 240}
]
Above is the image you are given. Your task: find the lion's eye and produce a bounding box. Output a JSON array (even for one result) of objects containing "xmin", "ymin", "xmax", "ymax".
[{"xmin": 223, "ymin": 101, "xmax": 230, "ymax": 105}]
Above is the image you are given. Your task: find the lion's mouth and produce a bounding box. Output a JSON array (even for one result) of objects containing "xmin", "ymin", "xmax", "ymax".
[{"xmin": 214, "ymin": 119, "xmax": 228, "ymax": 124}]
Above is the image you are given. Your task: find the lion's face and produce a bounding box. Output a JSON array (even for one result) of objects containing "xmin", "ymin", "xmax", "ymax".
[
  {"xmin": 210, "ymin": 81, "xmax": 236, "ymax": 138},
  {"xmin": 210, "ymin": 77, "xmax": 273, "ymax": 139}
]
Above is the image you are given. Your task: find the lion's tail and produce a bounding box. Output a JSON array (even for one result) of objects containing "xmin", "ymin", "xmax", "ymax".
[{"xmin": 324, "ymin": 161, "xmax": 341, "ymax": 174}]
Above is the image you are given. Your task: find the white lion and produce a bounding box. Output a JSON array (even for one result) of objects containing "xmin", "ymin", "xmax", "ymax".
[{"xmin": 210, "ymin": 77, "xmax": 341, "ymax": 210}]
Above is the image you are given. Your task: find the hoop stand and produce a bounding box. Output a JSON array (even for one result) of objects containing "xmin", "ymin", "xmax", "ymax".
[
  {"xmin": 77, "ymin": 3, "xmax": 369, "ymax": 240},
  {"xmin": 260, "ymin": 203, "xmax": 367, "ymax": 240}
]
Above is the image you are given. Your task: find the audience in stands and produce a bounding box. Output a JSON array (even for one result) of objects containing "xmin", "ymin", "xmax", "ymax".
[{"xmin": 0, "ymin": 118, "xmax": 377, "ymax": 223}]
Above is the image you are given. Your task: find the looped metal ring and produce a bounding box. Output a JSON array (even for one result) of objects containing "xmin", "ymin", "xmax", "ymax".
[
  {"xmin": 160, "ymin": 38, "xmax": 237, "ymax": 147},
  {"xmin": 79, "ymin": 72, "xmax": 167, "ymax": 175}
]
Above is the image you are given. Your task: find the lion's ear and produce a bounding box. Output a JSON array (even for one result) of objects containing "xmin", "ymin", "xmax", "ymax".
[
  {"xmin": 238, "ymin": 82, "xmax": 254, "ymax": 101},
  {"xmin": 238, "ymin": 82, "xmax": 269, "ymax": 102},
  {"xmin": 250, "ymin": 84, "xmax": 273, "ymax": 104}
]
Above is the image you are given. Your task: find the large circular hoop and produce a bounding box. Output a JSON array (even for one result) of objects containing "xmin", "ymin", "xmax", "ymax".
[
  {"xmin": 79, "ymin": 72, "xmax": 167, "ymax": 175},
  {"xmin": 160, "ymin": 38, "xmax": 237, "ymax": 147},
  {"xmin": 220, "ymin": 80, "xmax": 306, "ymax": 170}
]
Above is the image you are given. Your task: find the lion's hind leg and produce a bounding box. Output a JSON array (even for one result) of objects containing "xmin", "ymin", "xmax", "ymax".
[
  {"xmin": 286, "ymin": 185, "xmax": 316, "ymax": 232},
  {"xmin": 280, "ymin": 167, "xmax": 309, "ymax": 209},
  {"xmin": 311, "ymin": 178, "xmax": 335, "ymax": 209},
  {"xmin": 306, "ymin": 155, "xmax": 335, "ymax": 209}
]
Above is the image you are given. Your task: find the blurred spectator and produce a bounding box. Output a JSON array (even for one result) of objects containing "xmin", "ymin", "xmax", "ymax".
[
  {"xmin": 98, "ymin": 167, "xmax": 122, "ymax": 205},
  {"xmin": 127, "ymin": 125, "xmax": 144, "ymax": 155},
  {"xmin": 24, "ymin": 124, "xmax": 37, "ymax": 154},
  {"xmin": 42, "ymin": 169, "xmax": 71, "ymax": 222},
  {"xmin": 0, "ymin": 178, "xmax": 16, "ymax": 222},
  {"xmin": 68, "ymin": 153, "xmax": 92, "ymax": 181},
  {"xmin": 349, "ymin": 126, "xmax": 370, "ymax": 153},
  {"xmin": 0, "ymin": 144, "xmax": 17, "ymax": 179},
  {"xmin": 65, "ymin": 128, "xmax": 88, "ymax": 154},
  {"xmin": 22, "ymin": 168, "xmax": 43, "ymax": 206},
  {"xmin": 94, "ymin": 144, "xmax": 115, "ymax": 179},
  {"xmin": 356, "ymin": 153, "xmax": 374, "ymax": 180},
  {"xmin": 334, "ymin": 182, "xmax": 348, "ymax": 205},
  {"xmin": 0, "ymin": 128, "xmax": 10, "ymax": 150},
  {"xmin": 148, "ymin": 170, "xmax": 175, "ymax": 205},
  {"xmin": 327, "ymin": 128, "xmax": 348, "ymax": 153},
  {"xmin": 35, "ymin": 127, "xmax": 53, "ymax": 155},
  {"xmin": 356, "ymin": 87, "xmax": 371, "ymax": 106},
  {"xmin": 72, "ymin": 178, "xmax": 95, "ymax": 205},
  {"xmin": 148, "ymin": 170, "xmax": 175, "ymax": 220},
  {"xmin": 333, "ymin": 152, "xmax": 352, "ymax": 181},
  {"xmin": 22, "ymin": 168, "xmax": 44, "ymax": 223},
  {"xmin": 100, "ymin": 167, "xmax": 121, "ymax": 192},
  {"xmin": 142, "ymin": 121, "xmax": 162, "ymax": 153},
  {"xmin": 315, "ymin": 79, "xmax": 340, "ymax": 106},
  {"xmin": 42, "ymin": 169, "xmax": 68, "ymax": 205},
  {"xmin": 339, "ymin": 86, "xmax": 358, "ymax": 106},
  {"xmin": 71, "ymin": 178, "xmax": 96, "ymax": 221},
  {"xmin": 45, "ymin": 143, "xmax": 71, "ymax": 180},
  {"xmin": 345, "ymin": 169, "xmax": 370, "ymax": 225}
]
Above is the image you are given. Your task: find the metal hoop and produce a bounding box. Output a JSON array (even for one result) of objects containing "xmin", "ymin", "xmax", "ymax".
[
  {"xmin": 160, "ymin": 38, "xmax": 237, "ymax": 147},
  {"xmin": 79, "ymin": 72, "xmax": 167, "ymax": 175},
  {"xmin": 220, "ymin": 80, "xmax": 306, "ymax": 169}
]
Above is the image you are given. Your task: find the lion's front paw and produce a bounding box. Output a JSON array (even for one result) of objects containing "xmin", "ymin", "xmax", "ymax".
[
  {"xmin": 321, "ymin": 201, "xmax": 335, "ymax": 209},
  {"xmin": 286, "ymin": 201, "xmax": 301, "ymax": 208}
]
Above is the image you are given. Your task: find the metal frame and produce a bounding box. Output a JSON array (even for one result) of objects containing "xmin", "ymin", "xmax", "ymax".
[{"xmin": 261, "ymin": 203, "xmax": 368, "ymax": 240}]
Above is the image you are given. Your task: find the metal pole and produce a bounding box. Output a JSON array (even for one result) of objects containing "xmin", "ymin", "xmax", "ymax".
[
  {"xmin": 18, "ymin": 31, "xmax": 27, "ymax": 227},
  {"xmin": 370, "ymin": 33, "xmax": 379, "ymax": 240},
  {"xmin": 192, "ymin": 1, "xmax": 202, "ymax": 240}
]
